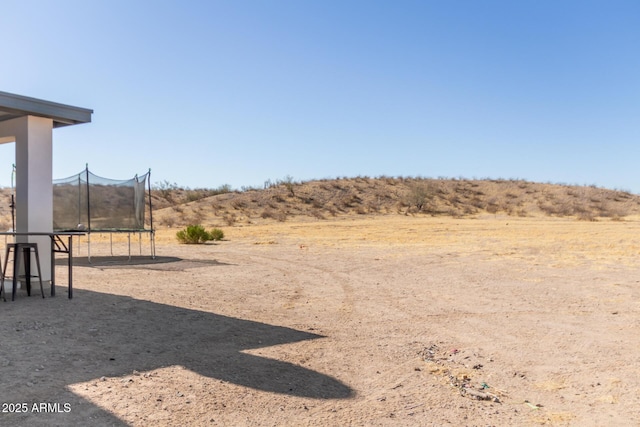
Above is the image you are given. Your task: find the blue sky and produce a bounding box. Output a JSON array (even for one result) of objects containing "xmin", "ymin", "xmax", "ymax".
[{"xmin": 1, "ymin": 1, "xmax": 639, "ymax": 192}]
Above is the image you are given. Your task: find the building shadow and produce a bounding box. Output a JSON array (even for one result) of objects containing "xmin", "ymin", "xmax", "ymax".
[{"xmin": 0, "ymin": 290, "xmax": 353, "ymax": 425}]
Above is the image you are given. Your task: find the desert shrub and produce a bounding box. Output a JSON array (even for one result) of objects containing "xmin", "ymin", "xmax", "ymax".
[
  {"xmin": 309, "ymin": 209, "xmax": 325, "ymax": 219},
  {"xmin": 261, "ymin": 209, "xmax": 287, "ymax": 222},
  {"xmin": 596, "ymin": 202, "xmax": 628, "ymax": 219},
  {"xmin": 447, "ymin": 194, "xmax": 462, "ymax": 206},
  {"xmin": 278, "ymin": 175, "xmax": 297, "ymax": 196},
  {"xmin": 396, "ymin": 200, "xmax": 409, "ymax": 213},
  {"xmin": 187, "ymin": 209, "xmax": 205, "ymax": 224},
  {"xmin": 231, "ymin": 200, "xmax": 247, "ymax": 209},
  {"xmin": 469, "ymin": 197, "xmax": 486, "ymax": 209},
  {"xmin": 182, "ymin": 191, "xmax": 196, "ymax": 203},
  {"xmin": 223, "ymin": 214, "xmax": 237, "ymax": 225},
  {"xmin": 339, "ymin": 194, "xmax": 362, "ymax": 209},
  {"xmin": 486, "ymin": 198, "xmax": 500, "ymax": 214},
  {"xmin": 154, "ymin": 180, "xmax": 181, "ymax": 201},
  {"xmin": 577, "ymin": 212, "xmax": 597, "ymax": 221},
  {"xmin": 209, "ymin": 228, "xmax": 224, "ymax": 241},
  {"xmin": 355, "ymin": 206, "xmax": 367, "ymax": 215},
  {"xmin": 176, "ymin": 224, "xmax": 219, "ymax": 244},
  {"xmin": 462, "ymin": 205, "xmax": 478, "ymax": 215},
  {"xmin": 185, "ymin": 190, "xmax": 208, "ymax": 203},
  {"xmin": 261, "ymin": 209, "xmax": 276, "ymax": 219},
  {"xmin": 157, "ymin": 215, "xmax": 176, "ymax": 227},
  {"xmin": 406, "ymin": 182, "xmax": 437, "ymax": 212},
  {"xmin": 448, "ymin": 207, "xmax": 464, "ymax": 218},
  {"xmin": 367, "ymin": 200, "xmax": 380, "ymax": 213}
]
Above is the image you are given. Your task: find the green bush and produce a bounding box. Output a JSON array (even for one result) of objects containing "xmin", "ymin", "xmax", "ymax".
[
  {"xmin": 209, "ymin": 228, "xmax": 224, "ymax": 241},
  {"xmin": 176, "ymin": 225, "xmax": 223, "ymax": 244}
]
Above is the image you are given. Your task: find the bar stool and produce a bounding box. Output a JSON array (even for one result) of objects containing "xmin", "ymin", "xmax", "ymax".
[{"xmin": 1, "ymin": 243, "xmax": 44, "ymax": 302}]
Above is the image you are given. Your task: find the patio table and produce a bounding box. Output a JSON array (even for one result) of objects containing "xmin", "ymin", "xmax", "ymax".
[{"xmin": 0, "ymin": 231, "xmax": 85, "ymax": 299}]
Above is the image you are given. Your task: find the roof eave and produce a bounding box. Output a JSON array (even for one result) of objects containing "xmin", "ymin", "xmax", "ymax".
[{"xmin": 0, "ymin": 91, "xmax": 93, "ymax": 128}]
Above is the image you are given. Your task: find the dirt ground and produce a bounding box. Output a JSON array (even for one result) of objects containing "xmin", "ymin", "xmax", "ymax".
[{"xmin": 1, "ymin": 215, "xmax": 639, "ymax": 426}]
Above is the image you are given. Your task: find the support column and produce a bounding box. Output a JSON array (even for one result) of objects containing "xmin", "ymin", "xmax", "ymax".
[{"xmin": 0, "ymin": 116, "xmax": 54, "ymax": 283}]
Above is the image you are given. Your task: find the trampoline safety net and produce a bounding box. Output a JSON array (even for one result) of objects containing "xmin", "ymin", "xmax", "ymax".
[{"xmin": 53, "ymin": 168, "xmax": 151, "ymax": 231}]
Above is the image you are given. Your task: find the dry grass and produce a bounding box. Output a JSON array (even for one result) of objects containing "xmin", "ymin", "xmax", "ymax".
[{"xmin": 145, "ymin": 178, "xmax": 640, "ymax": 230}]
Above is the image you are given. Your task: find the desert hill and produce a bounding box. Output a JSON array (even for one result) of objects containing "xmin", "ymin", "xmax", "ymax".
[
  {"xmin": 148, "ymin": 177, "xmax": 640, "ymax": 229},
  {"xmin": 0, "ymin": 177, "xmax": 636, "ymax": 231}
]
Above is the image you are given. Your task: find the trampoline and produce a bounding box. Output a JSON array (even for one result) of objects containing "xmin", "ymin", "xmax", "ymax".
[{"xmin": 52, "ymin": 166, "xmax": 155, "ymax": 261}]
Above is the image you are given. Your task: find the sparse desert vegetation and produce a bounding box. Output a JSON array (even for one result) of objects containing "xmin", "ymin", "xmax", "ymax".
[
  {"xmin": 175, "ymin": 224, "xmax": 224, "ymax": 244},
  {"xmin": 138, "ymin": 177, "xmax": 640, "ymax": 230}
]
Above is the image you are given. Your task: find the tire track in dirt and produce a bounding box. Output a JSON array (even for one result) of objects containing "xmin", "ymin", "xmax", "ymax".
[
  {"xmin": 223, "ymin": 247, "xmax": 449, "ymax": 422},
  {"xmin": 224, "ymin": 247, "xmax": 357, "ymax": 322}
]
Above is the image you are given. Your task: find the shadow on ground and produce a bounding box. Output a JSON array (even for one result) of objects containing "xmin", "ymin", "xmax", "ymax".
[
  {"xmin": 0, "ymin": 290, "xmax": 353, "ymax": 425},
  {"xmin": 57, "ymin": 255, "xmax": 232, "ymax": 271}
]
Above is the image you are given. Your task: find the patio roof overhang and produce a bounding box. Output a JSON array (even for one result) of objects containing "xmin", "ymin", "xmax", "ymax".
[
  {"xmin": 0, "ymin": 90, "xmax": 93, "ymax": 284},
  {"xmin": 0, "ymin": 90, "xmax": 93, "ymax": 128}
]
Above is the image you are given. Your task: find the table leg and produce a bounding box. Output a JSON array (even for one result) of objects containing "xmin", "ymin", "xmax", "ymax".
[
  {"xmin": 24, "ymin": 247, "xmax": 32, "ymax": 296},
  {"xmin": 68, "ymin": 236, "xmax": 73, "ymax": 299},
  {"xmin": 2, "ymin": 247, "xmax": 10, "ymax": 302},
  {"xmin": 12, "ymin": 247, "xmax": 19, "ymax": 302},
  {"xmin": 50, "ymin": 237, "xmax": 56, "ymax": 297}
]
